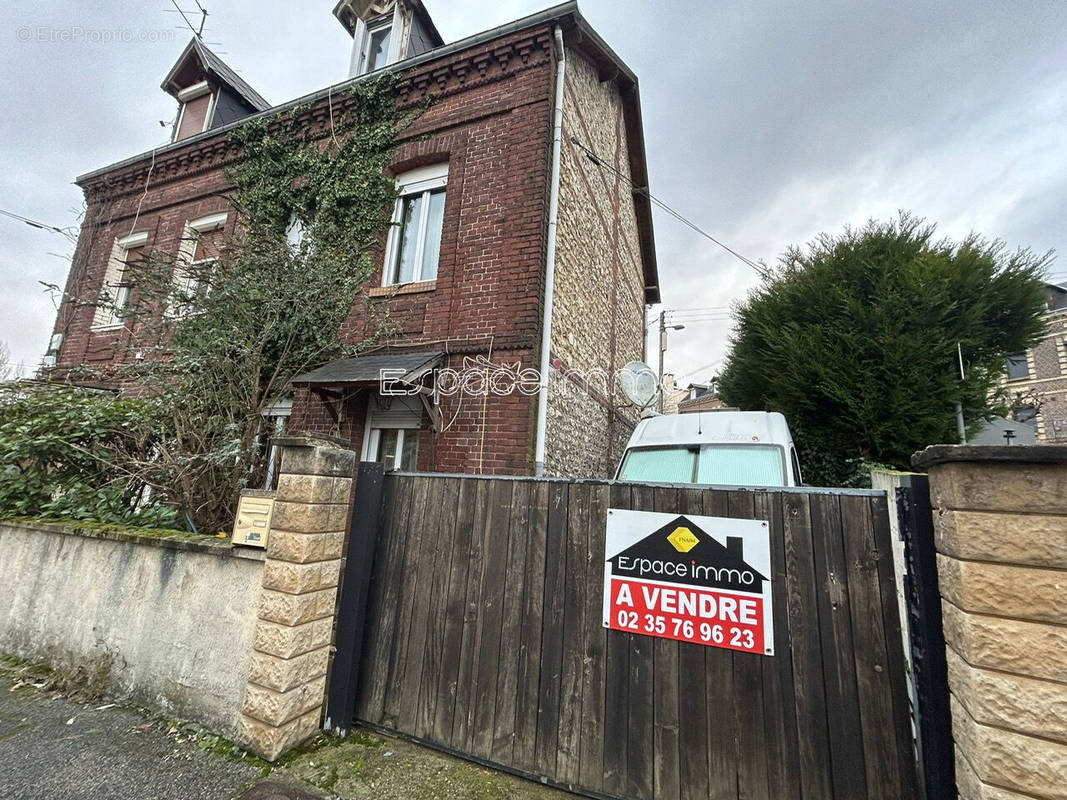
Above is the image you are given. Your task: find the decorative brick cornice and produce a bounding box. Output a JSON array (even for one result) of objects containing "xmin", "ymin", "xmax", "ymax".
[{"xmin": 80, "ymin": 28, "xmax": 553, "ymax": 205}]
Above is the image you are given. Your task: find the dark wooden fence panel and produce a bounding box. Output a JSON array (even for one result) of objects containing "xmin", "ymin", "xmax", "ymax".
[{"xmin": 351, "ymin": 474, "xmax": 919, "ymax": 800}]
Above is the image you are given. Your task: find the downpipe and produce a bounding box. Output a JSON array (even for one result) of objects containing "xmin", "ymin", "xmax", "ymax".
[{"xmin": 534, "ymin": 25, "xmax": 566, "ymax": 477}]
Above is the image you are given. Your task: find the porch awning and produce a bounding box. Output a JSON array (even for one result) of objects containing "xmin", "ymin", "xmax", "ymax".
[{"xmin": 291, "ymin": 350, "xmax": 444, "ymax": 388}]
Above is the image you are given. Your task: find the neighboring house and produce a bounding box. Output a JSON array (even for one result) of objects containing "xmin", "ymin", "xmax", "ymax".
[
  {"xmin": 662, "ymin": 377, "xmax": 724, "ymax": 415},
  {"xmin": 43, "ymin": 0, "xmax": 659, "ymax": 479},
  {"xmin": 1000, "ymin": 283, "xmax": 1067, "ymax": 443},
  {"xmin": 676, "ymin": 381, "xmax": 726, "ymax": 414},
  {"xmin": 660, "ymin": 373, "xmax": 689, "ymax": 415},
  {"xmin": 970, "ymin": 417, "xmax": 1037, "ymax": 447}
]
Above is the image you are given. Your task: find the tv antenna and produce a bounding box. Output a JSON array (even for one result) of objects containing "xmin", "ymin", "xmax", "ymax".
[{"xmin": 170, "ymin": 0, "xmax": 208, "ymax": 38}]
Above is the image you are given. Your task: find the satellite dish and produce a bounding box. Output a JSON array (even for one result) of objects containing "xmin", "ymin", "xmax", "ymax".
[{"xmin": 618, "ymin": 361, "xmax": 659, "ymax": 409}]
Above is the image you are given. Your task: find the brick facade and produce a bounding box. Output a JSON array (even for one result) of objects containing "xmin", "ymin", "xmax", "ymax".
[
  {"xmin": 46, "ymin": 10, "xmax": 658, "ymax": 478},
  {"xmin": 999, "ymin": 307, "xmax": 1067, "ymax": 443}
]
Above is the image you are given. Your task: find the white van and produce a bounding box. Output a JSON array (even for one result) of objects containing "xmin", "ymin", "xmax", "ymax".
[{"xmin": 615, "ymin": 411, "xmax": 803, "ymax": 488}]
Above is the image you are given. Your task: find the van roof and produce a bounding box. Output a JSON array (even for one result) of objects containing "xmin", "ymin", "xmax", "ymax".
[{"xmin": 627, "ymin": 411, "xmax": 793, "ymax": 449}]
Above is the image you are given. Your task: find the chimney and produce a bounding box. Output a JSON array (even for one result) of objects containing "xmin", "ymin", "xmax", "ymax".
[{"xmin": 726, "ymin": 536, "xmax": 744, "ymax": 561}]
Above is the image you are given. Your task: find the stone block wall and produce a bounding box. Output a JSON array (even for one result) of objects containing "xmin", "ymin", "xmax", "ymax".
[
  {"xmin": 238, "ymin": 436, "xmax": 356, "ymax": 761},
  {"xmin": 545, "ymin": 45, "xmax": 645, "ymax": 478},
  {"xmin": 915, "ymin": 445, "xmax": 1067, "ymax": 800}
]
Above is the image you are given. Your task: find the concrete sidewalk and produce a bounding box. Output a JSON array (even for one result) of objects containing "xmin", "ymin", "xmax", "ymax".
[
  {"xmin": 0, "ymin": 661, "xmax": 569, "ymax": 800},
  {"xmin": 0, "ymin": 670, "xmax": 264, "ymax": 800}
]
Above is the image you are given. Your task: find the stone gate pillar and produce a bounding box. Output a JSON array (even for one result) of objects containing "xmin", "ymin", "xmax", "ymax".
[
  {"xmin": 914, "ymin": 445, "xmax": 1067, "ymax": 800},
  {"xmin": 238, "ymin": 435, "xmax": 354, "ymax": 761}
]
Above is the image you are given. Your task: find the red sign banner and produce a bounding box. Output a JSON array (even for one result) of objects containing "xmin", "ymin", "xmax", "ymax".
[
  {"xmin": 607, "ymin": 577, "xmax": 765, "ymax": 653},
  {"xmin": 603, "ymin": 509, "xmax": 774, "ymax": 655}
]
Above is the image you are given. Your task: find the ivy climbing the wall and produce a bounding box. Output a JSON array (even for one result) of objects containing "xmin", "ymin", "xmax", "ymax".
[{"xmin": 2, "ymin": 76, "xmax": 413, "ymax": 532}]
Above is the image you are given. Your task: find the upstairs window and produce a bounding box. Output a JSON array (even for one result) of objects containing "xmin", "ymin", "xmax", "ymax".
[
  {"xmin": 173, "ymin": 81, "xmax": 215, "ymax": 141},
  {"xmin": 1006, "ymin": 353, "xmax": 1030, "ymax": 381},
  {"xmin": 363, "ymin": 19, "xmax": 392, "ymax": 73},
  {"xmin": 352, "ymin": 11, "xmax": 400, "ymax": 76},
  {"xmin": 92, "ymin": 231, "xmax": 148, "ymax": 330},
  {"xmin": 286, "ymin": 213, "xmax": 308, "ymax": 250},
  {"xmin": 383, "ymin": 164, "xmax": 448, "ymax": 286},
  {"xmin": 169, "ymin": 212, "xmax": 227, "ymax": 317}
]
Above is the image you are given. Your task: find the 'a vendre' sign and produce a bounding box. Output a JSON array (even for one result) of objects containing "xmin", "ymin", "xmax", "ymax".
[{"xmin": 603, "ymin": 509, "xmax": 775, "ymax": 656}]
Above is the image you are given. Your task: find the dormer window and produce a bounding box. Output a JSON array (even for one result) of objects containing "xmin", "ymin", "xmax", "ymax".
[
  {"xmin": 334, "ymin": 0, "xmax": 444, "ymax": 79},
  {"xmin": 162, "ymin": 38, "xmax": 270, "ymax": 142},
  {"xmin": 174, "ymin": 81, "xmax": 215, "ymax": 141},
  {"xmin": 361, "ymin": 18, "xmax": 393, "ymax": 73}
]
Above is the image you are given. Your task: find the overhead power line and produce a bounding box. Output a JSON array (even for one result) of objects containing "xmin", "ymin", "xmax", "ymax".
[
  {"xmin": 569, "ymin": 137, "xmax": 770, "ymax": 278},
  {"xmin": 0, "ymin": 208, "xmax": 77, "ymax": 243}
]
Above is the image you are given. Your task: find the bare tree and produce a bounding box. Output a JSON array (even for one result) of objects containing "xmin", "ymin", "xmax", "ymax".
[{"xmin": 0, "ymin": 342, "xmax": 11, "ymax": 382}]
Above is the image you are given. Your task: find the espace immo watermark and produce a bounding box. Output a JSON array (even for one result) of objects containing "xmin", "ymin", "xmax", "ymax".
[
  {"xmin": 379, "ymin": 355, "xmax": 659, "ymax": 404},
  {"xmin": 17, "ymin": 27, "xmax": 176, "ymax": 44}
]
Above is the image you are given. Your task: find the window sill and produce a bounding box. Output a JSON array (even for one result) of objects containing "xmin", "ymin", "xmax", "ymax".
[
  {"xmin": 368, "ymin": 280, "xmax": 437, "ymax": 298},
  {"xmin": 90, "ymin": 323, "xmax": 126, "ymax": 333}
]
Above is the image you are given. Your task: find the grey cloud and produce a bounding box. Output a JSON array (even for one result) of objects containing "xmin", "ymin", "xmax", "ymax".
[{"xmin": 1, "ymin": 0, "xmax": 1064, "ymax": 386}]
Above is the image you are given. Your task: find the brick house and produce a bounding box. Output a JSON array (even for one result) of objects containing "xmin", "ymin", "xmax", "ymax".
[
  {"xmin": 999, "ymin": 283, "xmax": 1067, "ymax": 442},
  {"xmin": 44, "ymin": 0, "xmax": 660, "ymax": 479}
]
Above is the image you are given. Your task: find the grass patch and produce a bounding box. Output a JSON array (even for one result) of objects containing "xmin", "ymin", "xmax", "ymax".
[
  {"xmin": 276, "ymin": 728, "xmax": 570, "ymax": 800},
  {"xmin": 1, "ymin": 515, "xmax": 221, "ymax": 542}
]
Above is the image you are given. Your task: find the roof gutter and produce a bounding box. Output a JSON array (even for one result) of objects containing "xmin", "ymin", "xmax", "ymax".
[{"xmin": 534, "ymin": 25, "xmax": 566, "ymax": 478}]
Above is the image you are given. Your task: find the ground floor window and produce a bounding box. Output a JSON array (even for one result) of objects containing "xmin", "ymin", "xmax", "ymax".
[
  {"xmin": 365, "ymin": 427, "xmax": 419, "ymax": 471},
  {"xmin": 261, "ymin": 398, "xmax": 293, "ymax": 489},
  {"xmin": 361, "ymin": 393, "xmax": 422, "ymax": 471}
]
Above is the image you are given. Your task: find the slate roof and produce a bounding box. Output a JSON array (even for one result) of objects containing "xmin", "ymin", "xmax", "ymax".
[
  {"xmin": 291, "ymin": 350, "xmax": 444, "ymax": 386},
  {"xmin": 162, "ymin": 38, "xmax": 270, "ymax": 112}
]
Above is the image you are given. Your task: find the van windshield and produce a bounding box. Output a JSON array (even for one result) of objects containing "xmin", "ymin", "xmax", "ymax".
[{"xmin": 617, "ymin": 444, "xmax": 786, "ymax": 487}]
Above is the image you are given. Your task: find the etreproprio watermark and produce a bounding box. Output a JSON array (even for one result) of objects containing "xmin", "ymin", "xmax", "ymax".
[{"xmin": 17, "ymin": 26, "xmax": 176, "ymax": 44}]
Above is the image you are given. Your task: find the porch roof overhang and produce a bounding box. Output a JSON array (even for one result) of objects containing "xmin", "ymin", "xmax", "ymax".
[{"xmin": 292, "ymin": 350, "xmax": 444, "ymax": 388}]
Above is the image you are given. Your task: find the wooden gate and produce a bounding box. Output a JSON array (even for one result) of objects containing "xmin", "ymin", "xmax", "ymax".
[{"xmin": 330, "ymin": 470, "xmax": 919, "ymax": 800}]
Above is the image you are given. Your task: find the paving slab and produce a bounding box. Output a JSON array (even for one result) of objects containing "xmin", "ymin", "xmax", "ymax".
[{"xmin": 0, "ymin": 668, "xmax": 261, "ymax": 800}]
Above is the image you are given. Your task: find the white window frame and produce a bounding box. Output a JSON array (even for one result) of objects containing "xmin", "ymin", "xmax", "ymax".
[
  {"xmin": 261, "ymin": 398, "xmax": 293, "ymax": 490},
  {"xmin": 172, "ymin": 82, "xmax": 216, "ymax": 141},
  {"xmin": 361, "ymin": 428, "xmax": 418, "ymax": 471},
  {"xmin": 360, "ymin": 392, "xmax": 421, "ymax": 470},
  {"xmin": 202, "ymin": 91, "xmax": 217, "ymax": 132},
  {"xmin": 350, "ymin": 4, "xmax": 403, "ymax": 77},
  {"xmin": 285, "ymin": 212, "xmax": 311, "ymax": 252},
  {"xmin": 168, "ymin": 212, "xmax": 228, "ymax": 318},
  {"xmin": 92, "ymin": 231, "xmax": 148, "ymax": 331},
  {"xmin": 382, "ymin": 163, "xmax": 449, "ymax": 287}
]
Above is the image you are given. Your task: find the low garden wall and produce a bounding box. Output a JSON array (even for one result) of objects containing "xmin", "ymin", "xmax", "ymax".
[{"xmin": 0, "ymin": 520, "xmax": 265, "ymax": 737}]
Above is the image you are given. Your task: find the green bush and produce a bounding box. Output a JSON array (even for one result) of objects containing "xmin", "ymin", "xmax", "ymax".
[
  {"xmin": 718, "ymin": 215, "xmax": 1049, "ymax": 486},
  {"xmin": 0, "ymin": 383, "xmax": 179, "ymax": 529}
]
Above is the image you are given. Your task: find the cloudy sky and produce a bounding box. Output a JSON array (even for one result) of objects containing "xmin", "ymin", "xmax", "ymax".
[{"xmin": 1, "ymin": 0, "xmax": 1065, "ymax": 381}]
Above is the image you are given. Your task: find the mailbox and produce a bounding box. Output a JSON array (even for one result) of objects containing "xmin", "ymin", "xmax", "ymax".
[{"xmin": 232, "ymin": 489, "xmax": 275, "ymax": 548}]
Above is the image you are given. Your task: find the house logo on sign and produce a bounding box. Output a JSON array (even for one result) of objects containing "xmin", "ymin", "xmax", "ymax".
[
  {"xmin": 603, "ymin": 510, "xmax": 775, "ymax": 655},
  {"xmin": 667, "ymin": 526, "xmax": 699, "ymax": 552},
  {"xmin": 608, "ymin": 516, "xmax": 769, "ymax": 594}
]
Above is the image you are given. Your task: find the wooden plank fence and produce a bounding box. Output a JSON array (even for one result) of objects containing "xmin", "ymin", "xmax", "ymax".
[{"xmin": 344, "ymin": 472, "xmax": 919, "ymax": 800}]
